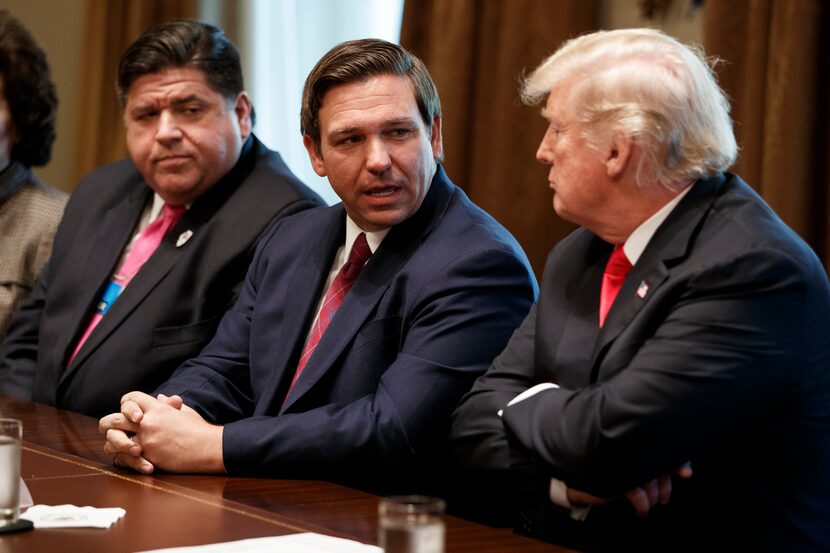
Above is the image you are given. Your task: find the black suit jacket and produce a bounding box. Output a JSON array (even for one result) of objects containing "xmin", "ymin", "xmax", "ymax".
[
  {"xmin": 451, "ymin": 173, "xmax": 830, "ymax": 552},
  {"xmin": 156, "ymin": 166, "xmax": 537, "ymax": 493},
  {"xmin": 0, "ymin": 137, "xmax": 323, "ymax": 417}
]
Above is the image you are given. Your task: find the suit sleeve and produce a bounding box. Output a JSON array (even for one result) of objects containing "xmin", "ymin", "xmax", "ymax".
[
  {"xmin": 499, "ymin": 248, "xmax": 824, "ymax": 495},
  {"xmin": 450, "ymin": 303, "xmax": 544, "ymax": 473},
  {"xmin": 160, "ymin": 242, "xmax": 536, "ymax": 477}
]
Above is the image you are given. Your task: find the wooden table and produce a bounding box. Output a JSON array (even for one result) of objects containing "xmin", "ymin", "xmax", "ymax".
[{"xmin": 0, "ymin": 395, "xmax": 568, "ymax": 552}]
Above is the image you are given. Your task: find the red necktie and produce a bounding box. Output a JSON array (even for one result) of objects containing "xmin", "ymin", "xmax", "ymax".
[
  {"xmin": 69, "ymin": 203, "xmax": 186, "ymax": 364},
  {"xmin": 599, "ymin": 245, "xmax": 632, "ymax": 327},
  {"xmin": 287, "ymin": 233, "xmax": 372, "ymax": 394}
]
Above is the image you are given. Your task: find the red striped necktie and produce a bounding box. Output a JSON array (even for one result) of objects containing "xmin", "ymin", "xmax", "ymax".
[{"xmin": 286, "ymin": 232, "xmax": 372, "ymax": 395}]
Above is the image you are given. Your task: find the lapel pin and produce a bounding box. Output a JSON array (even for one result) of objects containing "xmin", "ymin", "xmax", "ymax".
[
  {"xmin": 176, "ymin": 230, "xmax": 193, "ymax": 248},
  {"xmin": 636, "ymin": 280, "xmax": 649, "ymax": 299}
]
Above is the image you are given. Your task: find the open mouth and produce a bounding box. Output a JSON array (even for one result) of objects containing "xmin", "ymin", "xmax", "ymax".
[{"xmin": 366, "ymin": 186, "xmax": 399, "ymax": 198}]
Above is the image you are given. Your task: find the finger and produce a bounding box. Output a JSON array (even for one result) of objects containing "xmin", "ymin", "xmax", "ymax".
[
  {"xmin": 120, "ymin": 391, "xmax": 160, "ymax": 421},
  {"xmin": 644, "ymin": 478, "xmax": 659, "ymax": 507},
  {"xmin": 120, "ymin": 400, "xmax": 145, "ymax": 423},
  {"xmin": 624, "ymin": 487, "xmax": 649, "ymax": 517},
  {"xmin": 112, "ymin": 452, "xmax": 154, "ymax": 474},
  {"xmin": 99, "ymin": 412, "xmax": 140, "ymax": 434},
  {"xmin": 157, "ymin": 393, "xmax": 184, "ymax": 410},
  {"xmin": 677, "ymin": 461, "xmax": 693, "ymax": 479},
  {"xmin": 105, "ymin": 428, "xmax": 143, "ymax": 456},
  {"xmin": 658, "ymin": 474, "xmax": 672, "ymax": 505},
  {"xmin": 566, "ymin": 488, "xmax": 609, "ymax": 507}
]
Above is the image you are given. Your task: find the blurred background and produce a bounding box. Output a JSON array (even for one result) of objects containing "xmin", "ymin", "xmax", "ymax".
[{"xmin": 4, "ymin": 0, "xmax": 827, "ymax": 277}]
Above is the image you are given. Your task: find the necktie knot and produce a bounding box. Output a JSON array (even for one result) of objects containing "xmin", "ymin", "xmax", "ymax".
[
  {"xmin": 604, "ymin": 245, "xmax": 632, "ymax": 277},
  {"xmin": 163, "ymin": 203, "xmax": 186, "ymax": 220},
  {"xmin": 339, "ymin": 233, "xmax": 371, "ymax": 282}
]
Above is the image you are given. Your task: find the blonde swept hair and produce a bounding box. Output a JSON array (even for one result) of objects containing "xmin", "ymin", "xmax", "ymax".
[{"xmin": 522, "ymin": 28, "xmax": 738, "ymax": 190}]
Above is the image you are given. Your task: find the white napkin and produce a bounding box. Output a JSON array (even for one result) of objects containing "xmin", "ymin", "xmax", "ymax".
[
  {"xmin": 19, "ymin": 478, "xmax": 33, "ymax": 508},
  {"xmin": 21, "ymin": 504, "xmax": 126, "ymax": 528}
]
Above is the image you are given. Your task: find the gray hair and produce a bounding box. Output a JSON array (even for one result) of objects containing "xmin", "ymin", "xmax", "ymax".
[{"xmin": 522, "ymin": 28, "xmax": 737, "ymax": 190}]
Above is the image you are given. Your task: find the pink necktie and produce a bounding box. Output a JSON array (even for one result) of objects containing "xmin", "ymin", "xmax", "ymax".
[
  {"xmin": 68, "ymin": 203, "xmax": 186, "ymax": 365},
  {"xmin": 599, "ymin": 245, "xmax": 632, "ymax": 327},
  {"xmin": 286, "ymin": 233, "xmax": 372, "ymax": 395}
]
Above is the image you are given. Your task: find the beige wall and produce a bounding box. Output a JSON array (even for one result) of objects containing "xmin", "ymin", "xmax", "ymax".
[{"xmin": 3, "ymin": 0, "xmax": 86, "ymax": 192}]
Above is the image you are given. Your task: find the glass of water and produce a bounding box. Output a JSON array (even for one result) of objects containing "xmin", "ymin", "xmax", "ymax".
[
  {"xmin": 0, "ymin": 419, "xmax": 22, "ymax": 528},
  {"xmin": 378, "ymin": 495, "xmax": 445, "ymax": 553}
]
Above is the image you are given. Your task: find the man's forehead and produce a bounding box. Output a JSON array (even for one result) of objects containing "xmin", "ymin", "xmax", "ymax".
[
  {"xmin": 126, "ymin": 67, "xmax": 214, "ymax": 103},
  {"xmin": 320, "ymin": 76, "xmax": 420, "ymax": 126},
  {"xmin": 541, "ymin": 82, "xmax": 577, "ymax": 120}
]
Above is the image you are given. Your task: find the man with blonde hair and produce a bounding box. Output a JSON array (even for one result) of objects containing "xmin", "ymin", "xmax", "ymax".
[{"xmin": 452, "ymin": 28, "xmax": 830, "ymax": 551}]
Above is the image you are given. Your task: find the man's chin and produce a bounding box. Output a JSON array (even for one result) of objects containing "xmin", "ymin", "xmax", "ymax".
[{"xmin": 149, "ymin": 179, "xmax": 205, "ymax": 205}]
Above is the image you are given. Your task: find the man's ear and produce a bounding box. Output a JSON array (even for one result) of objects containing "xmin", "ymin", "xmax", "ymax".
[
  {"xmin": 303, "ymin": 135, "xmax": 327, "ymax": 177},
  {"xmin": 234, "ymin": 92, "xmax": 253, "ymax": 140},
  {"xmin": 606, "ymin": 133, "xmax": 633, "ymax": 179},
  {"xmin": 430, "ymin": 115, "xmax": 443, "ymax": 161}
]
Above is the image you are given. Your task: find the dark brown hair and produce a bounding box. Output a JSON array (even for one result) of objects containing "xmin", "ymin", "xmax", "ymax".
[
  {"xmin": 117, "ymin": 19, "xmax": 253, "ymax": 122},
  {"xmin": 301, "ymin": 38, "xmax": 440, "ymax": 147}
]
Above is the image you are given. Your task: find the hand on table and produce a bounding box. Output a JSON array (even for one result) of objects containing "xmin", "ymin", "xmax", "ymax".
[
  {"xmin": 99, "ymin": 391, "xmax": 224, "ymax": 474},
  {"xmin": 566, "ymin": 462, "xmax": 693, "ymax": 517}
]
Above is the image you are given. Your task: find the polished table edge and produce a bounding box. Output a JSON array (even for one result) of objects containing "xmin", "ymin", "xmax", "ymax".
[
  {"xmin": 21, "ymin": 441, "xmax": 345, "ymax": 538},
  {"xmin": 4, "ymin": 395, "xmax": 570, "ymax": 552}
]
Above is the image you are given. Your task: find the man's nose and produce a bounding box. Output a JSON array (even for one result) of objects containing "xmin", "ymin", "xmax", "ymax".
[
  {"xmin": 536, "ymin": 129, "xmax": 554, "ymax": 164},
  {"xmin": 366, "ymin": 138, "xmax": 392, "ymax": 174},
  {"xmin": 156, "ymin": 111, "xmax": 183, "ymax": 144}
]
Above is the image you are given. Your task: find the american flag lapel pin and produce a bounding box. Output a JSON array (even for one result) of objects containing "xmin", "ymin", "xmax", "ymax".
[{"xmin": 636, "ymin": 280, "xmax": 649, "ymax": 299}]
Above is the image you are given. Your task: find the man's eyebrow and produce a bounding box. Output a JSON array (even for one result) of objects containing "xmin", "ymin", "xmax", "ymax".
[
  {"xmin": 127, "ymin": 103, "xmax": 156, "ymax": 116},
  {"xmin": 170, "ymin": 95, "xmax": 205, "ymax": 106},
  {"xmin": 540, "ymin": 107, "xmax": 564, "ymax": 126},
  {"xmin": 329, "ymin": 126, "xmax": 359, "ymax": 137},
  {"xmin": 384, "ymin": 117, "xmax": 417, "ymax": 126},
  {"xmin": 327, "ymin": 117, "xmax": 420, "ymax": 139},
  {"xmin": 128, "ymin": 94, "xmax": 205, "ymax": 114}
]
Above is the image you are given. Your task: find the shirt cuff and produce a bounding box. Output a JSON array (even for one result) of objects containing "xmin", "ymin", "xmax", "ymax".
[
  {"xmin": 497, "ymin": 382, "xmax": 558, "ymax": 417},
  {"xmin": 549, "ymin": 478, "xmax": 591, "ymax": 521}
]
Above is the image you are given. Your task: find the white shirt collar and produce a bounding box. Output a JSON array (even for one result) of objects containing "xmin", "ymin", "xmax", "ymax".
[
  {"xmin": 623, "ymin": 184, "xmax": 693, "ymax": 265},
  {"xmin": 345, "ymin": 216, "xmax": 389, "ymax": 255}
]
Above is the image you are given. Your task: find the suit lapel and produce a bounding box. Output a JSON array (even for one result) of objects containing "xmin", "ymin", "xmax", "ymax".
[
  {"xmin": 65, "ymin": 141, "xmax": 264, "ymax": 374},
  {"xmin": 589, "ymin": 176, "xmax": 724, "ymax": 378},
  {"xmin": 56, "ymin": 184, "xmax": 148, "ymax": 370},
  {"xmin": 281, "ymin": 167, "xmax": 454, "ymax": 411},
  {"xmin": 547, "ymin": 237, "xmax": 607, "ymax": 388},
  {"xmin": 259, "ymin": 209, "xmax": 345, "ymax": 412}
]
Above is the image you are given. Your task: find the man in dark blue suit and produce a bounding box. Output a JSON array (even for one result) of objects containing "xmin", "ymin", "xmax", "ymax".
[
  {"xmin": 99, "ymin": 39, "xmax": 537, "ymax": 493},
  {"xmin": 450, "ymin": 29, "xmax": 830, "ymax": 551}
]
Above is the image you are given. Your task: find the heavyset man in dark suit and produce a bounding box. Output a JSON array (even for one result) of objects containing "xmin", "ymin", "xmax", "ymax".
[
  {"xmin": 0, "ymin": 20, "xmax": 322, "ymax": 417},
  {"xmin": 99, "ymin": 39, "xmax": 536, "ymax": 493},
  {"xmin": 451, "ymin": 29, "xmax": 830, "ymax": 552}
]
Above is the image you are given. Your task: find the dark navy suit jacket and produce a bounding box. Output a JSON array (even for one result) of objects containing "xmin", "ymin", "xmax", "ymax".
[
  {"xmin": 451, "ymin": 173, "xmax": 830, "ymax": 552},
  {"xmin": 0, "ymin": 137, "xmax": 323, "ymax": 417},
  {"xmin": 157, "ymin": 166, "xmax": 537, "ymax": 492}
]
